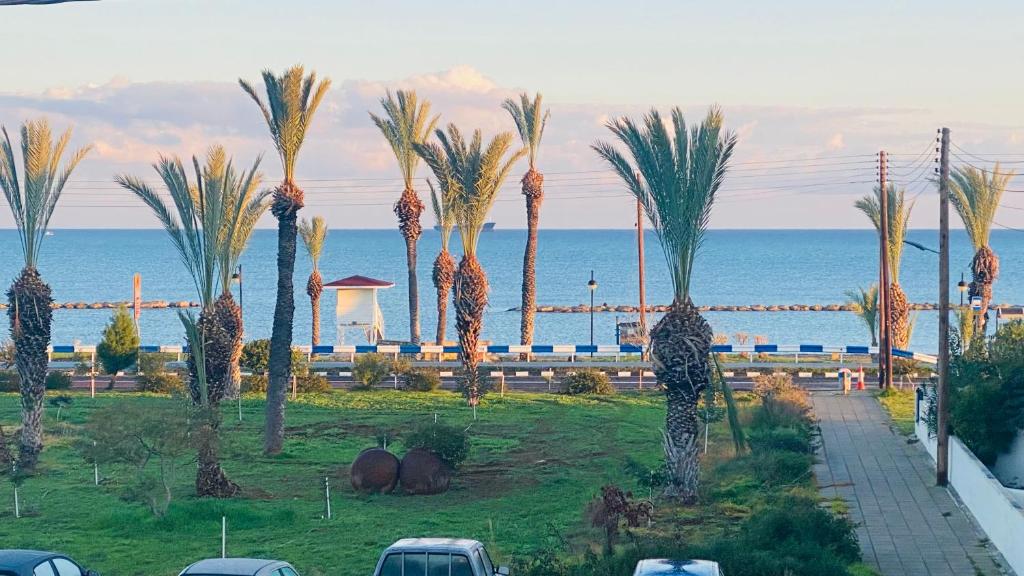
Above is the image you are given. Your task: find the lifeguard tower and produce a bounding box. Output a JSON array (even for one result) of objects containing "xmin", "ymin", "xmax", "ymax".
[{"xmin": 323, "ymin": 275, "xmax": 394, "ymax": 345}]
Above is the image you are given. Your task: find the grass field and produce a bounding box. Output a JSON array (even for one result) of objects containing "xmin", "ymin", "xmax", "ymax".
[
  {"xmin": 877, "ymin": 388, "xmax": 917, "ymax": 435},
  {"xmin": 0, "ymin": 390, "xmax": 670, "ymax": 576}
]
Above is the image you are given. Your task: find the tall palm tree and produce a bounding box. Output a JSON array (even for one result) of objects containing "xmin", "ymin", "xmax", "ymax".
[
  {"xmin": 845, "ymin": 284, "xmax": 879, "ymax": 346},
  {"xmin": 428, "ymin": 179, "xmax": 456, "ymax": 344},
  {"xmin": 593, "ymin": 107, "xmax": 736, "ymax": 503},
  {"xmin": 416, "ymin": 125, "xmax": 525, "ymax": 405},
  {"xmin": 370, "ymin": 90, "xmax": 439, "ymax": 345},
  {"xmin": 855, "ymin": 185, "xmax": 914, "ymax": 349},
  {"xmin": 299, "ymin": 216, "xmax": 327, "ymax": 346},
  {"xmin": 118, "ymin": 146, "xmax": 266, "ymax": 497},
  {"xmin": 0, "ymin": 120, "xmax": 90, "ymax": 470},
  {"xmin": 502, "ymin": 93, "xmax": 549, "ymax": 349},
  {"xmin": 950, "ymin": 164, "xmax": 1012, "ymax": 335},
  {"xmin": 240, "ymin": 65, "xmax": 330, "ymax": 455}
]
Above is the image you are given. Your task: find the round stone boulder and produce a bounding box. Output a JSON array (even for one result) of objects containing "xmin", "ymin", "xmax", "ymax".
[
  {"xmin": 350, "ymin": 448, "xmax": 400, "ymax": 494},
  {"xmin": 399, "ymin": 448, "xmax": 451, "ymax": 495}
]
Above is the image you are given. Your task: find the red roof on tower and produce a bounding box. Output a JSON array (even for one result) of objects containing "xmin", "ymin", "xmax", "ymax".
[{"xmin": 323, "ymin": 275, "xmax": 394, "ymax": 289}]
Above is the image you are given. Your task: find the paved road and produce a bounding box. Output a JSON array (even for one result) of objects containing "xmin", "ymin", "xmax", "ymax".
[{"xmin": 812, "ymin": 392, "xmax": 1011, "ymax": 576}]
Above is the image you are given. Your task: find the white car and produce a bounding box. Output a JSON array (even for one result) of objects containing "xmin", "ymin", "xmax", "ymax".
[
  {"xmin": 373, "ymin": 539, "xmax": 509, "ymax": 576},
  {"xmin": 633, "ymin": 559, "xmax": 723, "ymax": 576}
]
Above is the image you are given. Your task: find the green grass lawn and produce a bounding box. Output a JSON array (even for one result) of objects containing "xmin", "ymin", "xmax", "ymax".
[
  {"xmin": 877, "ymin": 388, "xmax": 917, "ymax": 435},
  {"xmin": 0, "ymin": 391, "xmax": 668, "ymax": 576}
]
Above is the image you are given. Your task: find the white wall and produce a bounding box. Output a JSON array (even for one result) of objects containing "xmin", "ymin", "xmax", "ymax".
[{"xmin": 916, "ymin": 402, "xmax": 1024, "ymax": 575}]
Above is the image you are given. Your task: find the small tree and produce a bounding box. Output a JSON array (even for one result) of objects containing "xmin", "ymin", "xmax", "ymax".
[{"xmin": 96, "ymin": 307, "xmax": 140, "ymax": 390}]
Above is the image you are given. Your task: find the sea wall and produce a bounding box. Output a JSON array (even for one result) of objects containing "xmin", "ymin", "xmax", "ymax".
[{"xmin": 0, "ymin": 300, "xmax": 200, "ymax": 310}]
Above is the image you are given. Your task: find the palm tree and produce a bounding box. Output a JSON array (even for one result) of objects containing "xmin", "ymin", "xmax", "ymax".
[
  {"xmin": 502, "ymin": 93, "xmax": 549, "ymax": 349},
  {"xmin": 416, "ymin": 125, "xmax": 525, "ymax": 405},
  {"xmin": 0, "ymin": 120, "xmax": 90, "ymax": 470},
  {"xmin": 855, "ymin": 185, "xmax": 914, "ymax": 349},
  {"xmin": 845, "ymin": 284, "xmax": 879, "ymax": 346},
  {"xmin": 299, "ymin": 216, "xmax": 328, "ymax": 346},
  {"xmin": 593, "ymin": 107, "xmax": 736, "ymax": 503},
  {"xmin": 428, "ymin": 180, "xmax": 456, "ymax": 344},
  {"xmin": 240, "ymin": 65, "xmax": 330, "ymax": 455},
  {"xmin": 118, "ymin": 146, "xmax": 266, "ymax": 497},
  {"xmin": 950, "ymin": 164, "xmax": 1012, "ymax": 335},
  {"xmin": 370, "ymin": 90, "xmax": 439, "ymax": 345}
]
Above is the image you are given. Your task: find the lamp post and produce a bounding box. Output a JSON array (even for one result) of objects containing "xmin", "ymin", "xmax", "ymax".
[
  {"xmin": 232, "ymin": 265, "xmax": 243, "ymax": 326},
  {"xmin": 588, "ymin": 271, "xmax": 598, "ymax": 354},
  {"xmin": 957, "ymin": 272, "xmax": 967, "ymax": 307}
]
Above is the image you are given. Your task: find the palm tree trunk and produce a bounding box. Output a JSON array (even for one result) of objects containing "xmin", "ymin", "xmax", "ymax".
[
  {"xmin": 7, "ymin": 267, "xmax": 52, "ymax": 471},
  {"xmin": 307, "ymin": 269, "xmax": 323, "ymax": 346},
  {"xmin": 195, "ymin": 407, "xmax": 239, "ymax": 498},
  {"xmin": 455, "ymin": 255, "xmax": 488, "ymax": 404},
  {"xmin": 650, "ymin": 300, "xmax": 712, "ymax": 503},
  {"xmin": 0, "ymin": 424, "xmax": 12, "ymax": 472},
  {"xmin": 520, "ymin": 169, "xmax": 544, "ymax": 349},
  {"xmin": 432, "ymin": 250, "xmax": 456, "ymax": 344},
  {"xmin": 970, "ymin": 245, "xmax": 999, "ymax": 335},
  {"xmin": 265, "ymin": 182, "xmax": 302, "ymax": 455},
  {"xmin": 395, "ymin": 187, "xmax": 424, "ymax": 344},
  {"xmin": 889, "ymin": 282, "xmax": 910, "ymax": 349}
]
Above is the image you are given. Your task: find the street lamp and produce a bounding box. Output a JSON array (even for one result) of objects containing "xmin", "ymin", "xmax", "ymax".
[
  {"xmin": 957, "ymin": 272, "xmax": 968, "ymax": 307},
  {"xmin": 588, "ymin": 271, "xmax": 598, "ymax": 353},
  {"xmin": 232, "ymin": 265, "xmax": 243, "ymax": 323}
]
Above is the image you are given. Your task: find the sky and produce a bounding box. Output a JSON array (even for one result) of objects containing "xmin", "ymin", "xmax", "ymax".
[{"xmin": 2, "ymin": 0, "xmax": 1024, "ymax": 229}]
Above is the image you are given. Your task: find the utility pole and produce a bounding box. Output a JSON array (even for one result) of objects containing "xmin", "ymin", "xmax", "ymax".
[
  {"xmin": 937, "ymin": 127, "xmax": 951, "ymax": 485},
  {"xmin": 636, "ymin": 199, "xmax": 647, "ymax": 347},
  {"xmin": 878, "ymin": 151, "xmax": 893, "ymax": 390}
]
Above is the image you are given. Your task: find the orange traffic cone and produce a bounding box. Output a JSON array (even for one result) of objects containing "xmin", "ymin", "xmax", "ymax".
[{"xmin": 857, "ymin": 366, "xmax": 865, "ymax": 390}]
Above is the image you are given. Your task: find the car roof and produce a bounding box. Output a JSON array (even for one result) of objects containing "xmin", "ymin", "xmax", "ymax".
[
  {"xmin": 181, "ymin": 558, "xmax": 288, "ymax": 575},
  {"xmin": 634, "ymin": 559, "xmax": 720, "ymax": 575},
  {"xmin": 0, "ymin": 551, "xmax": 64, "ymax": 570},
  {"xmin": 386, "ymin": 539, "xmax": 483, "ymax": 554}
]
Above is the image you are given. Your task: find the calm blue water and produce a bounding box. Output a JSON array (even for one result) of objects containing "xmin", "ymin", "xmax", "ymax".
[{"xmin": 0, "ymin": 229, "xmax": 1019, "ymax": 354}]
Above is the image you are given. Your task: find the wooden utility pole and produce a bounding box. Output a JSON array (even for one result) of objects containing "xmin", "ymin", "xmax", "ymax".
[
  {"xmin": 937, "ymin": 127, "xmax": 951, "ymax": 485},
  {"xmin": 878, "ymin": 151, "xmax": 893, "ymax": 390},
  {"xmin": 637, "ymin": 199, "xmax": 647, "ymax": 341}
]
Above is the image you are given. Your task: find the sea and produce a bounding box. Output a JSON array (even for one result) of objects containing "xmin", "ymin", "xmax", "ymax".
[{"xmin": 0, "ymin": 229, "xmax": 1020, "ymax": 354}]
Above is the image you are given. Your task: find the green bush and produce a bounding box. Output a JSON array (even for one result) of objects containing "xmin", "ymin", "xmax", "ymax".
[
  {"xmin": 240, "ymin": 339, "xmax": 309, "ymax": 376},
  {"xmin": 240, "ymin": 374, "xmax": 268, "ymax": 394},
  {"xmin": 137, "ymin": 372, "xmax": 185, "ymax": 394},
  {"xmin": 45, "ymin": 371, "xmax": 72, "ymax": 390},
  {"xmin": 403, "ymin": 368, "xmax": 442, "ymax": 392},
  {"xmin": 0, "ymin": 371, "xmax": 19, "ymax": 392},
  {"xmin": 750, "ymin": 450, "xmax": 814, "ymax": 486},
  {"xmin": 752, "ymin": 373, "xmax": 811, "ymax": 430},
  {"xmin": 748, "ymin": 427, "xmax": 812, "ymax": 454},
  {"xmin": 352, "ymin": 353, "xmax": 395, "ymax": 391},
  {"xmin": 297, "ymin": 373, "xmax": 331, "ymax": 394},
  {"xmin": 138, "ymin": 352, "xmax": 175, "ymax": 375},
  {"xmin": 561, "ymin": 369, "xmax": 615, "ymax": 395},
  {"xmin": 96, "ymin": 307, "xmax": 140, "ymax": 377},
  {"xmin": 404, "ymin": 421, "xmax": 469, "ymax": 469}
]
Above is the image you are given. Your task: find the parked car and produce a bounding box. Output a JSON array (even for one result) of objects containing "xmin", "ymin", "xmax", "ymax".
[
  {"xmin": 633, "ymin": 559, "xmax": 723, "ymax": 575},
  {"xmin": 373, "ymin": 539, "xmax": 509, "ymax": 576},
  {"xmin": 177, "ymin": 558, "xmax": 299, "ymax": 576},
  {"xmin": 0, "ymin": 550, "xmax": 99, "ymax": 576}
]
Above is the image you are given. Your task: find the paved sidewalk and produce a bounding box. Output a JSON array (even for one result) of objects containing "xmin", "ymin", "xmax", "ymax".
[{"xmin": 812, "ymin": 392, "xmax": 1010, "ymax": 576}]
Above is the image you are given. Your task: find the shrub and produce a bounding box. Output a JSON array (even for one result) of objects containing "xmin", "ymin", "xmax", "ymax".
[
  {"xmin": 352, "ymin": 354, "xmax": 396, "ymax": 391},
  {"xmin": 747, "ymin": 427, "xmax": 812, "ymax": 454},
  {"xmin": 297, "ymin": 373, "xmax": 331, "ymax": 394},
  {"xmin": 137, "ymin": 372, "xmax": 185, "ymax": 394},
  {"xmin": 585, "ymin": 485, "xmax": 654, "ymax": 554},
  {"xmin": 752, "ymin": 373, "xmax": 811, "ymax": 429},
  {"xmin": 240, "ymin": 339, "xmax": 309, "ymax": 376},
  {"xmin": 750, "ymin": 450, "xmax": 813, "ymax": 486},
  {"xmin": 240, "ymin": 374, "xmax": 268, "ymax": 394},
  {"xmin": 403, "ymin": 368, "xmax": 442, "ymax": 392},
  {"xmin": 0, "ymin": 371, "xmax": 17, "ymax": 393},
  {"xmin": 404, "ymin": 421, "xmax": 469, "ymax": 469},
  {"xmin": 137, "ymin": 352, "xmax": 174, "ymax": 375},
  {"xmin": 45, "ymin": 371, "xmax": 72, "ymax": 390},
  {"xmin": 0, "ymin": 340, "xmax": 13, "ymax": 369},
  {"xmin": 96, "ymin": 307, "xmax": 140, "ymax": 379},
  {"xmin": 561, "ymin": 369, "xmax": 615, "ymax": 395}
]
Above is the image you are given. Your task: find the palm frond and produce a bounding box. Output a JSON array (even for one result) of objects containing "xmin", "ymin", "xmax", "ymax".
[
  {"xmin": 949, "ymin": 163, "xmax": 1012, "ymax": 250},
  {"xmin": 427, "ymin": 179, "xmax": 456, "ymax": 251},
  {"xmin": 501, "ymin": 92, "xmax": 549, "ymax": 169},
  {"xmin": 369, "ymin": 90, "xmax": 439, "ymax": 189},
  {"xmin": 0, "ymin": 119, "xmax": 91, "ymax": 268},
  {"xmin": 854, "ymin": 184, "xmax": 913, "ymax": 280},
  {"xmin": 592, "ymin": 107, "xmax": 736, "ymax": 303},
  {"xmin": 239, "ymin": 65, "xmax": 331, "ymax": 182},
  {"xmin": 845, "ymin": 284, "xmax": 879, "ymax": 344},
  {"xmin": 299, "ymin": 215, "xmax": 328, "ymax": 267}
]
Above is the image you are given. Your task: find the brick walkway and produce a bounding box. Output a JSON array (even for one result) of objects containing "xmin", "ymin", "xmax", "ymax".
[{"xmin": 811, "ymin": 392, "xmax": 1010, "ymax": 576}]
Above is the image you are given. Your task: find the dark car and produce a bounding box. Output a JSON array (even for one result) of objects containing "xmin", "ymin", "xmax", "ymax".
[
  {"xmin": 633, "ymin": 559, "xmax": 723, "ymax": 576},
  {"xmin": 0, "ymin": 550, "xmax": 98, "ymax": 576},
  {"xmin": 177, "ymin": 558, "xmax": 299, "ymax": 576}
]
